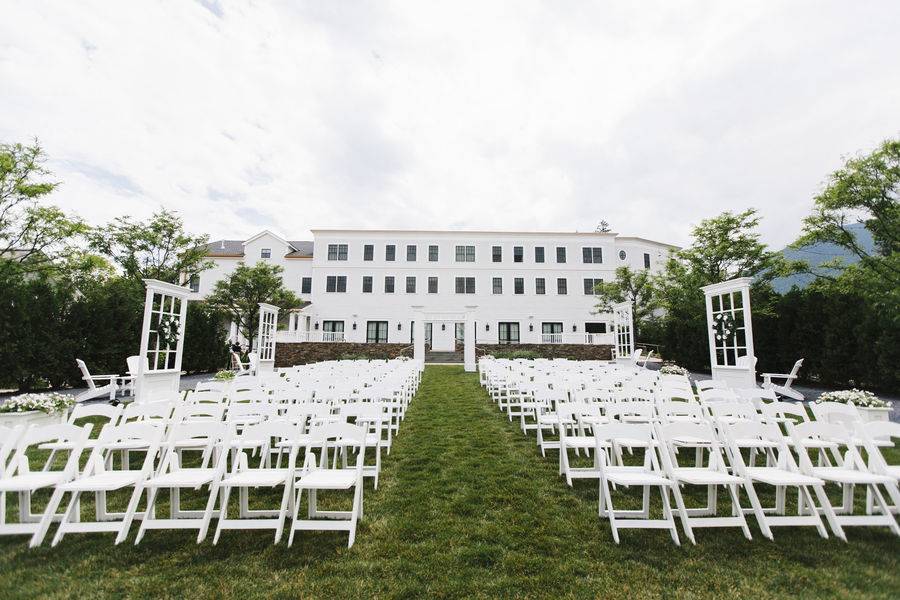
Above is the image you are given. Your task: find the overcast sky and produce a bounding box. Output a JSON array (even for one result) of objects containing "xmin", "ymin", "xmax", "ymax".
[{"xmin": 1, "ymin": 1, "xmax": 898, "ymax": 248}]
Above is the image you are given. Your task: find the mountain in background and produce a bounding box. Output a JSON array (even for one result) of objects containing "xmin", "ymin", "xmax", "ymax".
[{"xmin": 771, "ymin": 222, "xmax": 875, "ymax": 293}]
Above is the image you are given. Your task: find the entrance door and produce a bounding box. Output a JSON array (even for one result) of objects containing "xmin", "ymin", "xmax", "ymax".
[
  {"xmin": 498, "ymin": 322, "xmax": 520, "ymax": 344},
  {"xmin": 425, "ymin": 323, "xmax": 433, "ymax": 349}
]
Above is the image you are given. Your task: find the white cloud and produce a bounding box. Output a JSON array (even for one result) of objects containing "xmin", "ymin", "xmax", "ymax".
[{"xmin": 1, "ymin": 0, "xmax": 898, "ymax": 248}]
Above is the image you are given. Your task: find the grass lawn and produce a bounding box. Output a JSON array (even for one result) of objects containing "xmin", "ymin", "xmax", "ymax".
[{"xmin": 1, "ymin": 365, "xmax": 899, "ymax": 598}]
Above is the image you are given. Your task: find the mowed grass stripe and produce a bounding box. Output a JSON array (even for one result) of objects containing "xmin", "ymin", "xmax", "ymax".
[{"xmin": 1, "ymin": 366, "xmax": 898, "ymax": 599}]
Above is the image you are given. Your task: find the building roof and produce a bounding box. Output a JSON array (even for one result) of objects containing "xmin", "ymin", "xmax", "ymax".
[{"xmin": 203, "ymin": 239, "xmax": 314, "ymax": 258}]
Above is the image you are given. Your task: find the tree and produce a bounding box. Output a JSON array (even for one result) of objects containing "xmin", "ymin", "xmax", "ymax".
[
  {"xmin": 593, "ymin": 266, "xmax": 659, "ymax": 340},
  {"xmin": 90, "ymin": 208, "xmax": 212, "ymax": 284},
  {"xmin": 206, "ymin": 263, "xmax": 303, "ymax": 350},
  {"xmin": 653, "ymin": 209, "xmax": 785, "ymax": 370},
  {"xmin": 0, "ymin": 140, "xmax": 87, "ymax": 276},
  {"xmin": 679, "ymin": 209, "xmax": 788, "ymax": 284},
  {"xmin": 794, "ymin": 138, "xmax": 899, "ymax": 309},
  {"xmin": 595, "ymin": 220, "xmax": 612, "ymax": 233}
]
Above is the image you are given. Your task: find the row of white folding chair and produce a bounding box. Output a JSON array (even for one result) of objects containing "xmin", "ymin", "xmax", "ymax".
[
  {"xmin": 559, "ymin": 414, "xmax": 899, "ymax": 544},
  {"xmin": 0, "ymin": 419, "xmax": 372, "ymax": 548}
]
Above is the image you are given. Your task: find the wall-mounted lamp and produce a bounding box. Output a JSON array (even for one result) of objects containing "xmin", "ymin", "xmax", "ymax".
[
  {"xmin": 485, "ymin": 323, "xmax": 490, "ymax": 331},
  {"xmin": 397, "ymin": 322, "xmax": 402, "ymax": 330},
  {"xmin": 352, "ymin": 322, "xmax": 357, "ymax": 330},
  {"xmin": 572, "ymin": 324, "xmax": 577, "ymax": 332},
  {"xmin": 528, "ymin": 324, "xmax": 534, "ymax": 332},
  {"xmin": 441, "ymin": 323, "xmax": 446, "ymax": 331},
  {"xmin": 314, "ymin": 322, "xmax": 319, "ymax": 330}
]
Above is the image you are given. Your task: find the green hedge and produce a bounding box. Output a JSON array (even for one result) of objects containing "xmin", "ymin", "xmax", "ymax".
[
  {"xmin": 0, "ymin": 274, "xmax": 230, "ymax": 391},
  {"xmin": 643, "ymin": 286, "xmax": 899, "ymax": 392}
]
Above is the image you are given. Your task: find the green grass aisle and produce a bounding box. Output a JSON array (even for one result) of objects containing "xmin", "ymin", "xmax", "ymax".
[{"xmin": 1, "ymin": 366, "xmax": 898, "ymax": 598}]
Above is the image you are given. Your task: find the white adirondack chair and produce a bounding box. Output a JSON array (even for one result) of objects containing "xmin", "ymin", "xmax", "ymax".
[
  {"xmin": 762, "ymin": 359, "xmax": 804, "ymax": 401},
  {"xmin": 74, "ymin": 359, "xmax": 118, "ymax": 403}
]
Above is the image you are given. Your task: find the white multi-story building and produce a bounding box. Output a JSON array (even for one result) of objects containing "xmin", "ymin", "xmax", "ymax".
[{"xmin": 194, "ymin": 228, "xmax": 677, "ymax": 350}]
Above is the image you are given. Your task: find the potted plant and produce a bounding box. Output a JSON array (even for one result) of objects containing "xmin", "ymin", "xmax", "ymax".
[
  {"xmin": 659, "ymin": 363, "xmax": 689, "ymax": 376},
  {"xmin": 0, "ymin": 392, "xmax": 74, "ymax": 428},
  {"xmin": 815, "ymin": 389, "xmax": 891, "ymax": 423},
  {"xmin": 212, "ymin": 370, "xmax": 236, "ymax": 381}
]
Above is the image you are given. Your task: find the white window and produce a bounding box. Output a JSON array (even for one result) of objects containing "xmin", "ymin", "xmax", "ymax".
[
  {"xmin": 583, "ymin": 278, "xmax": 602, "ymax": 295},
  {"xmin": 455, "ymin": 276, "xmax": 475, "ymax": 294},
  {"xmin": 455, "ymin": 245, "xmax": 475, "ymax": 262},
  {"xmin": 188, "ymin": 275, "xmax": 200, "ymax": 293},
  {"xmin": 326, "ymin": 275, "xmax": 347, "ymax": 293},
  {"xmin": 582, "ymin": 247, "xmax": 603, "ymax": 263},
  {"xmin": 327, "ymin": 244, "xmax": 348, "ymax": 261},
  {"xmin": 261, "ymin": 248, "xmax": 271, "ymax": 259}
]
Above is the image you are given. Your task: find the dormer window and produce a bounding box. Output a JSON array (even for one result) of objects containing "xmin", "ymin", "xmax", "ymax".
[{"xmin": 261, "ymin": 248, "xmax": 271, "ymax": 259}]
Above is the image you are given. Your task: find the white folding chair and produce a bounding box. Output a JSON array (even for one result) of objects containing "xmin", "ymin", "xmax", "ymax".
[
  {"xmin": 789, "ymin": 421, "xmax": 899, "ymax": 537},
  {"xmin": 289, "ymin": 423, "xmax": 367, "ymax": 548},
  {"xmin": 210, "ymin": 421, "xmax": 304, "ymax": 544},
  {"xmin": 854, "ymin": 421, "xmax": 900, "ymax": 514},
  {"xmin": 39, "ymin": 403, "xmax": 123, "ymax": 470},
  {"xmin": 595, "ymin": 422, "xmax": 679, "ymax": 545},
  {"xmin": 134, "ymin": 421, "xmax": 229, "ymax": 544},
  {"xmin": 655, "ymin": 421, "xmax": 753, "ymax": 544},
  {"xmin": 39, "ymin": 422, "xmax": 164, "ymax": 547},
  {"xmin": 0, "ymin": 423, "xmax": 91, "ymax": 542},
  {"xmin": 721, "ymin": 420, "xmax": 836, "ymax": 540}
]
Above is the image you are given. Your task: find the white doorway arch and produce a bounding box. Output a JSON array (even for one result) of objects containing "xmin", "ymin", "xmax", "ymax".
[{"xmin": 411, "ymin": 306, "xmax": 477, "ymax": 372}]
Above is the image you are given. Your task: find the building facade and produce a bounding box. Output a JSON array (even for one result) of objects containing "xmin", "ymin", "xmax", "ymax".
[{"xmin": 195, "ymin": 228, "xmax": 676, "ymax": 349}]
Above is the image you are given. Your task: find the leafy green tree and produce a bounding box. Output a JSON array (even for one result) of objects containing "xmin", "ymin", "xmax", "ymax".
[
  {"xmin": 90, "ymin": 208, "xmax": 212, "ymax": 284},
  {"xmin": 206, "ymin": 263, "xmax": 303, "ymax": 350},
  {"xmin": 795, "ymin": 138, "xmax": 899, "ymax": 287},
  {"xmin": 593, "ymin": 266, "xmax": 659, "ymax": 340},
  {"xmin": 0, "ymin": 140, "xmax": 87, "ymax": 276},
  {"xmin": 654, "ymin": 209, "xmax": 785, "ymax": 370}
]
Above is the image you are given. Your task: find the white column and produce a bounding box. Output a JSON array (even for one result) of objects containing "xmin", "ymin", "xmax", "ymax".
[
  {"xmin": 464, "ymin": 315, "xmax": 475, "ymax": 372},
  {"xmin": 413, "ymin": 314, "xmax": 425, "ymax": 368}
]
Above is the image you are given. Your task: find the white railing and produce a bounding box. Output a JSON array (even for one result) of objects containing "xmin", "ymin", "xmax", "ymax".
[
  {"xmin": 275, "ymin": 331, "xmax": 345, "ymax": 343},
  {"xmin": 540, "ymin": 333, "xmax": 614, "ymax": 345}
]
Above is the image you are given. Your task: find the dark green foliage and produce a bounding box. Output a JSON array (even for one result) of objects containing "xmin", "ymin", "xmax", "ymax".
[
  {"xmin": 181, "ymin": 302, "xmax": 230, "ymax": 373},
  {"xmin": 0, "ymin": 273, "xmax": 228, "ymax": 391},
  {"xmin": 489, "ymin": 349, "xmax": 541, "ymax": 360}
]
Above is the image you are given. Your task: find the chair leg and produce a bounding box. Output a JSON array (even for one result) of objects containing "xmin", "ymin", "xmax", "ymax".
[
  {"xmin": 30, "ymin": 487, "xmax": 66, "ymax": 548},
  {"xmin": 133, "ymin": 486, "xmax": 160, "ymax": 545},
  {"xmin": 116, "ymin": 485, "xmax": 152, "ymax": 544},
  {"xmin": 52, "ymin": 491, "xmax": 82, "ymax": 547}
]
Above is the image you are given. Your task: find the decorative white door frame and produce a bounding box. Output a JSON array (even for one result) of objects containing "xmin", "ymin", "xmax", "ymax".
[
  {"xmin": 135, "ymin": 279, "xmax": 192, "ymax": 404},
  {"xmin": 411, "ymin": 305, "xmax": 477, "ymax": 372},
  {"xmin": 256, "ymin": 303, "xmax": 280, "ymax": 373},
  {"xmin": 701, "ymin": 277, "xmax": 757, "ymax": 388},
  {"xmin": 612, "ymin": 301, "xmax": 634, "ymax": 365}
]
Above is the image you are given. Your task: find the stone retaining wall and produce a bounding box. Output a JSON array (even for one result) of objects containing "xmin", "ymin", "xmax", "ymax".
[
  {"xmin": 475, "ymin": 344, "xmax": 614, "ymax": 361},
  {"xmin": 274, "ymin": 342, "xmax": 412, "ymax": 367}
]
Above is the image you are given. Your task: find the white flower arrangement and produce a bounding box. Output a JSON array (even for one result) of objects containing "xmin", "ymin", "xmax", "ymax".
[
  {"xmin": 0, "ymin": 392, "xmax": 75, "ymax": 415},
  {"xmin": 815, "ymin": 389, "xmax": 887, "ymax": 409},
  {"xmin": 712, "ymin": 312, "xmax": 736, "ymax": 342},
  {"xmin": 660, "ymin": 364, "xmax": 689, "ymax": 376},
  {"xmin": 156, "ymin": 315, "xmax": 181, "ymax": 347}
]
